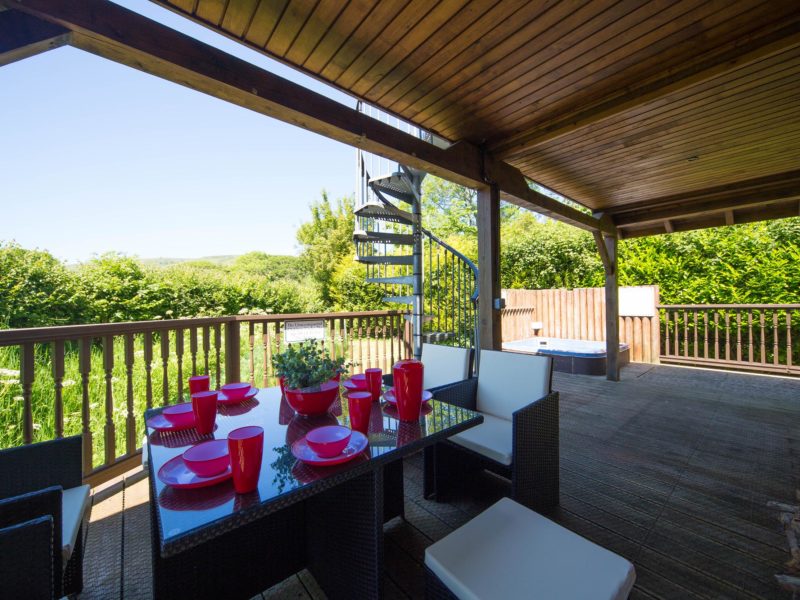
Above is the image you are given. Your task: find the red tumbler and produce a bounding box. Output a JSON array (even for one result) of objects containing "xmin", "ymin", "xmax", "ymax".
[
  {"xmin": 188, "ymin": 375, "xmax": 210, "ymax": 395},
  {"xmin": 191, "ymin": 390, "xmax": 218, "ymax": 435},
  {"xmin": 365, "ymin": 368, "xmax": 383, "ymax": 402},
  {"xmin": 392, "ymin": 359, "xmax": 424, "ymax": 422},
  {"xmin": 347, "ymin": 391, "xmax": 372, "ymax": 434},
  {"xmin": 228, "ymin": 426, "xmax": 264, "ymax": 494}
]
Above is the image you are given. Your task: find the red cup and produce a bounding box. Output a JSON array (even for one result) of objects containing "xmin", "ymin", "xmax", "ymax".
[
  {"xmin": 191, "ymin": 390, "xmax": 218, "ymax": 435},
  {"xmin": 188, "ymin": 375, "xmax": 210, "ymax": 395},
  {"xmin": 347, "ymin": 391, "xmax": 372, "ymax": 434},
  {"xmin": 228, "ymin": 426, "xmax": 264, "ymax": 494},
  {"xmin": 393, "ymin": 359, "xmax": 424, "ymax": 422},
  {"xmin": 365, "ymin": 368, "xmax": 383, "ymax": 402}
]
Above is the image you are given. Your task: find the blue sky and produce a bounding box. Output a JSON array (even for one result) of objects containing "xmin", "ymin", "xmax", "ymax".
[{"xmin": 0, "ymin": 0, "xmax": 357, "ymax": 262}]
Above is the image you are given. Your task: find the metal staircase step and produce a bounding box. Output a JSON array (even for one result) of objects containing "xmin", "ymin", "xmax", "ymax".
[
  {"xmin": 353, "ymin": 230, "xmax": 414, "ymax": 245},
  {"xmin": 366, "ymin": 276, "xmax": 415, "ymax": 285},
  {"xmin": 369, "ymin": 172, "xmax": 417, "ymax": 204},
  {"xmin": 383, "ymin": 295, "xmax": 415, "ymax": 305},
  {"xmin": 356, "ymin": 255, "xmax": 414, "ymax": 265},
  {"xmin": 422, "ymin": 332, "xmax": 457, "ymax": 343},
  {"xmin": 354, "ymin": 202, "xmax": 412, "ymax": 225}
]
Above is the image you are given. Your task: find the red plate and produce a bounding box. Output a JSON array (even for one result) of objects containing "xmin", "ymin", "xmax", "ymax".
[
  {"xmin": 157, "ymin": 454, "xmax": 233, "ymax": 489},
  {"xmin": 217, "ymin": 386, "xmax": 258, "ymax": 405},
  {"xmin": 291, "ymin": 430, "xmax": 368, "ymax": 467},
  {"xmin": 382, "ymin": 389, "xmax": 432, "ymax": 405},
  {"xmin": 147, "ymin": 413, "xmax": 198, "ymax": 432}
]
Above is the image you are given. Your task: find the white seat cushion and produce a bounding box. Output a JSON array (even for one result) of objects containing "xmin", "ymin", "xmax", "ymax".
[
  {"xmin": 62, "ymin": 484, "xmax": 90, "ymax": 561},
  {"xmin": 425, "ymin": 497, "xmax": 636, "ymax": 600},
  {"xmin": 422, "ymin": 343, "xmax": 471, "ymax": 389},
  {"xmin": 476, "ymin": 350, "xmax": 552, "ymax": 420},
  {"xmin": 450, "ymin": 413, "xmax": 513, "ymax": 465}
]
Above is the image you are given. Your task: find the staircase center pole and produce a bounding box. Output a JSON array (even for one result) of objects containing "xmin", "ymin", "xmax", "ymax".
[{"xmin": 412, "ymin": 187, "xmax": 423, "ymax": 360}]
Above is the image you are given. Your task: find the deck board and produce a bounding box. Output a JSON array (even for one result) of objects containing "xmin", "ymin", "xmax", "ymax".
[{"xmin": 81, "ymin": 364, "xmax": 798, "ymax": 599}]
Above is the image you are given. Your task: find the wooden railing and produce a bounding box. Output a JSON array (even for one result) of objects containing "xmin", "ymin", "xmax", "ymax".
[
  {"xmin": 0, "ymin": 310, "xmax": 409, "ymax": 484},
  {"xmin": 659, "ymin": 304, "xmax": 799, "ymax": 375}
]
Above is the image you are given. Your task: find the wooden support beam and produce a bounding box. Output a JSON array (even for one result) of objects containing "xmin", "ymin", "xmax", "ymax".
[
  {"xmin": 0, "ymin": 9, "xmax": 69, "ymax": 67},
  {"xmin": 2, "ymin": 0, "xmax": 615, "ymax": 236},
  {"xmin": 490, "ymin": 21, "xmax": 800, "ymax": 158},
  {"xmin": 609, "ymin": 170, "xmax": 800, "ymax": 227},
  {"xmin": 594, "ymin": 233, "xmax": 619, "ymax": 381},
  {"xmin": 477, "ymin": 184, "xmax": 501, "ymax": 351}
]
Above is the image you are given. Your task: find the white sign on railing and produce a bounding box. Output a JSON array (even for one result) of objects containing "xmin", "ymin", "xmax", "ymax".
[{"xmin": 284, "ymin": 319, "xmax": 326, "ymax": 343}]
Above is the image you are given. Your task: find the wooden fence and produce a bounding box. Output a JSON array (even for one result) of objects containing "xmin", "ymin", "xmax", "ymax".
[
  {"xmin": 0, "ymin": 310, "xmax": 409, "ymax": 484},
  {"xmin": 501, "ymin": 287, "xmax": 661, "ymax": 364}
]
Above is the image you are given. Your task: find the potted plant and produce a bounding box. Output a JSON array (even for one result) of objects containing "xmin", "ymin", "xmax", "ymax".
[{"xmin": 273, "ymin": 341, "xmax": 347, "ymax": 416}]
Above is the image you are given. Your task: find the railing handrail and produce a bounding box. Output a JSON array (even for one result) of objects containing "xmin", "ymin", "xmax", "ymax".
[
  {"xmin": 658, "ymin": 304, "xmax": 800, "ymax": 309},
  {"xmin": 0, "ymin": 310, "xmax": 407, "ymax": 346}
]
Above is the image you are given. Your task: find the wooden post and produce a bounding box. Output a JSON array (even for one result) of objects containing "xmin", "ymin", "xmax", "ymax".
[
  {"xmin": 594, "ymin": 231, "xmax": 619, "ymax": 381},
  {"xmin": 224, "ymin": 320, "xmax": 241, "ymax": 384},
  {"xmin": 477, "ymin": 183, "xmax": 501, "ymax": 351}
]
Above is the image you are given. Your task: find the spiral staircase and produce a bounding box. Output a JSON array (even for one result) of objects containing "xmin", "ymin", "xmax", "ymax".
[{"xmin": 353, "ymin": 103, "xmax": 478, "ymax": 359}]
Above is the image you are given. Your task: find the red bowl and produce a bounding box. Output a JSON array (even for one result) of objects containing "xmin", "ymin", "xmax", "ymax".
[
  {"xmin": 306, "ymin": 425, "xmax": 352, "ymax": 458},
  {"xmin": 163, "ymin": 403, "xmax": 194, "ymax": 427},
  {"xmin": 182, "ymin": 440, "xmax": 229, "ymax": 477},
  {"xmin": 220, "ymin": 382, "xmax": 251, "ymax": 400},
  {"xmin": 285, "ymin": 380, "xmax": 340, "ymax": 417},
  {"xmin": 343, "ymin": 374, "xmax": 368, "ymax": 391}
]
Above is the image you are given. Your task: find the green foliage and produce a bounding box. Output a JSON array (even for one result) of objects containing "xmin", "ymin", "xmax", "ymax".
[
  {"xmin": 230, "ymin": 252, "xmax": 303, "ymax": 281},
  {"xmin": 272, "ymin": 340, "xmax": 346, "ymax": 390},
  {"xmin": 328, "ymin": 259, "xmax": 388, "ymax": 312},
  {"xmin": 0, "ymin": 242, "xmax": 81, "ymax": 328}
]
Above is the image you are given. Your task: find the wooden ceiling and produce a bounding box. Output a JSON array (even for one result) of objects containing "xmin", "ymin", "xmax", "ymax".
[{"xmin": 5, "ymin": 0, "xmax": 799, "ymax": 236}]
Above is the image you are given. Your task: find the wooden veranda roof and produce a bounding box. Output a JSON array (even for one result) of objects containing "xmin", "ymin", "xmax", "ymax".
[{"xmin": 3, "ymin": 0, "xmax": 800, "ymax": 237}]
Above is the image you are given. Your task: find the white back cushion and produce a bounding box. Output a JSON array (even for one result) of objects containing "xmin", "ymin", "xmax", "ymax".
[
  {"xmin": 422, "ymin": 343, "xmax": 472, "ymax": 389},
  {"xmin": 476, "ymin": 350, "xmax": 552, "ymax": 420}
]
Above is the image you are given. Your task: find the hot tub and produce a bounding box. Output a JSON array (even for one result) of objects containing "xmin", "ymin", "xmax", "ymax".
[{"xmin": 502, "ymin": 337, "xmax": 630, "ymax": 376}]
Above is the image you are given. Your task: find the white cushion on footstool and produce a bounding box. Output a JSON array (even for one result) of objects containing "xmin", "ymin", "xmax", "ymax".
[
  {"xmin": 425, "ymin": 497, "xmax": 636, "ymax": 600},
  {"xmin": 62, "ymin": 484, "xmax": 90, "ymax": 561}
]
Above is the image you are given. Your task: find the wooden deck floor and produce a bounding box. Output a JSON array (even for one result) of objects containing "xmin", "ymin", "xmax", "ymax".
[{"xmin": 80, "ymin": 364, "xmax": 799, "ymax": 599}]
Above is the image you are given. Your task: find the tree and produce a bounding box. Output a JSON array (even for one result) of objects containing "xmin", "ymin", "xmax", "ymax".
[
  {"xmin": 230, "ymin": 252, "xmax": 303, "ymax": 281},
  {"xmin": 296, "ymin": 192, "xmax": 356, "ymax": 307}
]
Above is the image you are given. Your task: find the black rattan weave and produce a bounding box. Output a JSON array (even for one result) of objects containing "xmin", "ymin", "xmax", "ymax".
[{"xmin": 0, "ymin": 516, "xmax": 54, "ymax": 600}]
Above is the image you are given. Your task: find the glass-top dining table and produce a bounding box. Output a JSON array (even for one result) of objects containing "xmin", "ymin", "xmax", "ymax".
[{"xmin": 145, "ymin": 384, "xmax": 482, "ymax": 600}]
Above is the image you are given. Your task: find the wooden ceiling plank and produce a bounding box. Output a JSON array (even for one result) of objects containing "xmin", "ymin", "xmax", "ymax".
[
  {"xmin": 391, "ymin": 0, "xmax": 584, "ymax": 122},
  {"xmin": 349, "ymin": 0, "xmax": 467, "ymax": 98},
  {"xmin": 515, "ymin": 65, "xmax": 800, "ymax": 162},
  {"xmin": 220, "ymin": 0, "xmax": 260, "ymax": 38},
  {"xmin": 406, "ymin": 0, "xmax": 619, "ymax": 129},
  {"xmin": 360, "ymin": 0, "xmax": 497, "ymax": 102},
  {"xmin": 195, "ymin": 0, "xmax": 228, "ymax": 27},
  {"xmin": 301, "ymin": 0, "xmax": 376, "ymax": 73},
  {"xmin": 266, "ymin": 0, "xmax": 316, "ymax": 58},
  {"xmin": 0, "ymin": 8, "xmax": 69, "ymax": 66},
  {"xmin": 284, "ymin": 0, "xmax": 348, "ymax": 66},
  {"xmin": 423, "ymin": 0, "xmax": 688, "ymax": 137},
  {"xmin": 5, "ymin": 0, "xmax": 612, "ymax": 235},
  {"xmin": 490, "ymin": 15, "xmax": 800, "ymax": 158},
  {"xmin": 333, "ymin": 0, "xmax": 438, "ymax": 89},
  {"xmin": 244, "ymin": 0, "xmax": 289, "ymax": 48},
  {"xmin": 377, "ymin": 0, "xmax": 533, "ymax": 112},
  {"xmin": 480, "ymin": 0, "xmax": 773, "ymax": 141},
  {"xmin": 318, "ymin": 0, "xmax": 408, "ymax": 83}
]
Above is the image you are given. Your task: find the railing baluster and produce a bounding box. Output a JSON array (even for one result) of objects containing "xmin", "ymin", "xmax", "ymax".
[
  {"xmin": 203, "ymin": 326, "xmax": 211, "ymax": 375},
  {"xmin": 773, "ymin": 312, "xmax": 780, "ymax": 365},
  {"xmin": 663, "ymin": 310, "xmax": 670, "ymax": 356},
  {"xmin": 747, "ymin": 311, "xmax": 754, "ymax": 363},
  {"xmin": 248, "ymin": 321, "xmax": 255, "ymax": 385},
  {"xmin": 21, "ymin": 342, "xmax": 35, "ymax": 444},
  {"xmin": 175, "ymin": 328, "xmax": 184, "ymax": 401},
  {"xmin": 161, "ymin": 332, "xmax": 170, "ymax": 405},
  {"xmin": 787, "ymin": 311, "xmax": 793, "ymax": 369},
  {"xmin": 703, "ymin": 312, "xmax": 709, "ymax": 359},
  {"xmin": 725, "ymin": 312, "xmax": 731, "ymax": 360},
  {"xmin": 759, "ymin": 311, "xmax": 766, "ymax": 364},
  {"xmin": 144, "ymin": 331, "xmax": 153, "ymax": 409},
  {"xmin": 736, "ymin": 310, "xmax": 742, "ymax": 362},
  {"xmin": 693, "ymin": 311, "xmax": 698, "ymax": 359},
  {"xmin": 673, "ymin": 311, "xmax": 679, "ymax": 356},
  {"xmin": 124, "ymin": 334, "xmax": 136, "ymax": 455},
  {"xmin": 103, "ymin": 336, "xmax": 116, "ymax": 466},
  {"xmin": 714, "ymin": 312, "xmax": 720, "ymax": 360},
  {"xmin": 682, "ymin": 310, "xmax": 688, "ymax": 358},
  {"xmin": 346, "ymin": 318, "xmax": 354, "ymax": 369},
  {"xmin": 53, "ymin": 340, "xmax": 65, "ymax": 438},
  {"xmin": 214, "ymin": 324, "xmax": 222, "ymax": 387},
  {"xmin": 262, "ymin": 322, "xmax": 270, "ymax": 388},
  {"xmin": 190, "ymin": 326, "xmax": 198, "ymax": 376},
  {"xmin": 79, "ymin": 338, "xmax": 93, "ymax": 473}
]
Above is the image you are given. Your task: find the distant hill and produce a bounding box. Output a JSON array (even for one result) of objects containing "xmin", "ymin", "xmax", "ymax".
[{"xmin": 139, "ymin": 255, "xmax": 239, "ymax": 267}]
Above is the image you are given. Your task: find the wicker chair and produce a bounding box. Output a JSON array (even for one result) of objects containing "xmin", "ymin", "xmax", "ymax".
[
  {"xmin": 0, "ymin": 435, "xmax": 90, "ymax": 599},
  {"xmin": 424, "ymin": 349, "xmax": 559, "ymax": 512}
]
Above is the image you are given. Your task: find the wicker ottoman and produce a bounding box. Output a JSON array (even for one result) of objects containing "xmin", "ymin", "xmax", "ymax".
[{"xmin": 424, "ymin": 498, "xmax": 636, "ymax": 599}]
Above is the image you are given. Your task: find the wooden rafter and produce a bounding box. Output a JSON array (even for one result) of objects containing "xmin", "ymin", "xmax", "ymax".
[
  {"xmin": 0, "ymin": 9, "xmax": 69, "ymax": 67},
  {"xmin": 2, "ymin": 0, "xmax": 615, "ymax": 236},
  {"xmin": 489, "ymin": 20, "xmax": 800, "ymax": 159}
]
